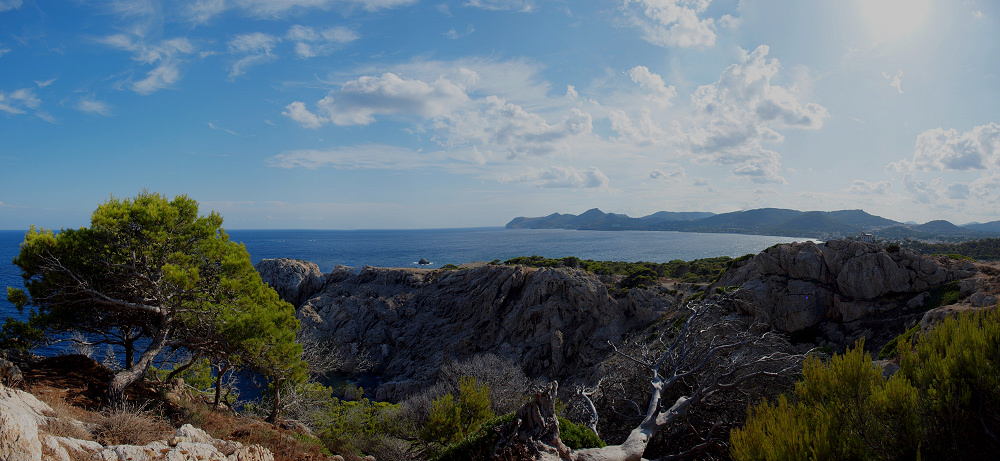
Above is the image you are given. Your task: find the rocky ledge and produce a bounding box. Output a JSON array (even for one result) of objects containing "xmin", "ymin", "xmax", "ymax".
[{"xmin": 712, "ymin": 239, "xmax": 987, "ymax": 347}]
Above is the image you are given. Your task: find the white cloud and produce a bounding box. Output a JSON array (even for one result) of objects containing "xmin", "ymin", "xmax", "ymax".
[
  {"xmin": 902, "ymin": 174, "xmax": 940, "ymax": 204},
  {"xmin": 888, "ymin": 123, "xmax": 1000, "ymax": 171},
  {"xmin": 0, "ymin": 88, "xmax": 40, "ymax": 114},
  {"xmin": 287, "ymin": 72, "xmax": 471, "ymax": 126},
  {"xmin": 445, "ymin": 24, "xmax": 476, "ymax": 40},
  {"xmin": 228, "ymin": 32, "xmax": 280, "ymax": 78},
  {"xmin": 97, "ymin": 35, "xmax": 195, "ymax": 94},
  {"xmin": 187, "ymin": 0, "xmax": 225, "ymax": 23},
  {"xmin": 609, "ymin": 107, "xmax": 665, "ymax": 145},
  {"xmin": 287, "ymin": 25, "xmax": 359, "ymax": 58},
  {"xmin": 628, "ymin": 65, "xmax": 676, "ymax": 107},
  {"xmin": 0, "ymin": 0, "xmax": 22, "ymax": 12},
  {"xmin": 439, "ymin": 96, "xmax": 592, "ymax": 159},
  {"xmin": 501, "ymin": 165, "xmax": 610, "ymax": 189},
  {"xmin": 267, "ymin": 144, "xmax": 432, "ymax": 169},
  {"xmin": 624, "ymin": 0, "xmax": 720, "ymax": 48},
  {"xmin": 465, "ymin": 0, "xmax": 534, "ymax": 12},
  {"xmin": 682, "ymin": 45, "xmax": 827, "ymax": 183},
  {"xmin": 649, "ymin": 166, "xmax": 685, "ymax": 180},
  {"xmin": 234, "ymin": 0, "xmax": 417, "ymax": 17},
  {"xmin": 847, "ymin": 179, "xmax": 891, "ymax": 195},
  {"xmin": 0, "ymin": 47, "xmax": 9, "ymax": 58},
  {"xmin": 883, "ymin": 69, "xmax": 903, "ymax": 93},
  {"xmin": 76, "ymin": 98, "xmax": 112, "ymax": 116}
]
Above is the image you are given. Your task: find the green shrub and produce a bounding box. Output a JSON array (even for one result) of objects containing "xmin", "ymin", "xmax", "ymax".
[
  {"xmin": 315, "ymin": 397, "xmax": 402, "ymax": 457},
  {"xmin": 557, "ymin": 417, "xmax": 605, "ymax": 449},
  {"xmin": 440, "ymin": 264, "xmax": 459, "ymax": 270},
  {"xmin": 420, "ymin": 376, "xmax": 494, "ymax": 448},
  {"xmin": 733, "ymin": 308, "xmax": 1000, "ymax": 460},
  {"xmin": 877, "ymin": 324, "xmax": 919, "ymax": 360},
  {"xmin": 432, "ymin": 413, "xmax": 514, "ymax": 461}
]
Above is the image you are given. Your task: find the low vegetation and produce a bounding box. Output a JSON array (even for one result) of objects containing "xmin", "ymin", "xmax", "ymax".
[
  {"xmin": 732, "ymin": 307, "xmax": 1000, "ymax": 460},
  {"xmin": 503, "ymin": 255, "xmax": 738, "ymax": 284},
  {"xmin": 899, "ymin": 237, "xmax": 1000, "ymax": 261}
]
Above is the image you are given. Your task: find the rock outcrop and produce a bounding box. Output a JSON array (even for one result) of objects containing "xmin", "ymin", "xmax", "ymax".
[
  {"xmin": 713, "ymin": 239, "xmax": 978, "ymax": 346},
  {"xmin": 255, "ymin": 258, "xmax": 326, "ymax": 308},
  {"xmin": 0, "ymin": 382, "xmax": 273, "ymax": 461},
  {"xmin": 260, "ymin": 262, "xmax": 677, "ymax": 401}
]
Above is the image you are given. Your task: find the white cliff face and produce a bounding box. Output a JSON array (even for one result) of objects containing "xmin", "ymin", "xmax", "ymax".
[
  {"xmin": 260, "ymin": 263, "xmax": 677, "ymax": 401},
  {"xmin": 714, "ymin": 240, "xmax": 976, "ymax": 334}
]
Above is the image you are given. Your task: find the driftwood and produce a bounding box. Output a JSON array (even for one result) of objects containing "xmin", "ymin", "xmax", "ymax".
[{"xmin": 494, "ymin": 296, "xmax": 809, "ymax": 461}]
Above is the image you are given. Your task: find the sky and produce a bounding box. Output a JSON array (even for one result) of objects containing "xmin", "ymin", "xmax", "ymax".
[{"xmin": 2, "ymin": 0, "xmax": 1000, "ymax": 230}]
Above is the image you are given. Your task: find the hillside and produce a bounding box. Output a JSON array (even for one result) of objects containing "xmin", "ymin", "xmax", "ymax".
[{"xmin": 507, "ymin": 207, "xmax": 1000, "ymax": 241}]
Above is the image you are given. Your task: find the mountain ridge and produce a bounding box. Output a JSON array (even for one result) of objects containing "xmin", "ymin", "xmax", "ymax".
[{"xmin": 506, "ymin": 208, "xmax": 1000, "ymax": 241}]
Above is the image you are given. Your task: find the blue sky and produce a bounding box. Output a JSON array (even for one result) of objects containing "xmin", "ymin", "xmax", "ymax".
[{"xmin": 2, "ymin": 0, "xmax": 999, "ymax": 229}]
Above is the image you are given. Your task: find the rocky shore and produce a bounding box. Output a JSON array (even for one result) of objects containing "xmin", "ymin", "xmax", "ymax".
[{"xmin": 258, "ymin": 239, "xmax": 1000, "ymax": 401}]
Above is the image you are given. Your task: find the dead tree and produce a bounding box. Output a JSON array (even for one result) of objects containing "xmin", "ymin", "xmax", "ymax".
[{"xmin": 498, "ymin": 296, "xmax": 809, "ymax": 461}]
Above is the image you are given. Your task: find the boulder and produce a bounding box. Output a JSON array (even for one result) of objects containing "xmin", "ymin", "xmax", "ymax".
[
  {"xmin": 715, "ymin": 239, "xmax": 974, "ymax": 338},
  {"xmin": 255, "ymin": 258, "xmax": 326, "ymax": 308}
]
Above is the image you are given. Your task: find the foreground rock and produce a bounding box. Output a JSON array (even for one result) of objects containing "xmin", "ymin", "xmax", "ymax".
[
  {"xmin": 713, "ymin": 239, "xmax": 980, "ymax": 348},
  {"xmin": 0, "ymin": 383, "xmax": 273, "ymax": 461},
  {"xmin": 260, "ymin": 262, "xmax": 677, "ymax": 401}
]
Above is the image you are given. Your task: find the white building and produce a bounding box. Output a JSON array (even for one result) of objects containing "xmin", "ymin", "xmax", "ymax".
[{"xmin": 858, "ymin": 232, "xmax": 875, "ymax": 243}]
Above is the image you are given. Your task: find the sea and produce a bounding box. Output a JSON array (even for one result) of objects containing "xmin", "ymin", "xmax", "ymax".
[{"xmin": 0, "ymin": 227, "xmax": 805, "ymax": 324}]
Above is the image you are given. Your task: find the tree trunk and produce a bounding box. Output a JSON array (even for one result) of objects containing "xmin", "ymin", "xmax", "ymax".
[
  {"xmin": 107, "ymin": 322, "xmax": 170, "ymax": 404},
  {"xmin": 213, "ymin": 361, "xmax": 229, "ymax": 409},
  {"xmin": 266, "ymin": 378, "xmax": 284, "ymax": 424}
]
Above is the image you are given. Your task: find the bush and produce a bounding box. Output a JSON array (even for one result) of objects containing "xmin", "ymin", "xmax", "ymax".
[
  {"xmin": 420, "ymin": 376, "xmax": 494, "ymax": 448},
  {"xmin": 732, "ymin": 308, "xmax": 1000, "ymax": 460},
  {"xmin": 314, "ymin": 396, "xmax": 403, "ymax": 458},
  {"xmin": 432, "ymin": 413, "xmax": 514, "ymax": 461},
  {"xmin": 557, "ymin": 417, "xmax": 605, "ymax": 449}
]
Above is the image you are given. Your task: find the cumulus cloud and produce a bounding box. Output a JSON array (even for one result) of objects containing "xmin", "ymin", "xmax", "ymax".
[
  {"xmin": 888, "ymin": 123, "xmax": 1000, "ymax": 171},
  {"xmin": 628, "ymin": 66, "xmax": 676, "ymax": 106},
  {"xmin": 285, "ymin": 72, "xmax": 471, "ymax": 126},
  {"xmin": 883, "ymin": 69, "xmax": 903, "ymax": 93},
  {"xmin": 846, "ymin": 179, "xmax": 891, "ymax": 195},
  {"xmin": 0, "ymin": 0, "xmax": 22, "ymax": 12},
  {"xmin": 683, "ymin": 45, "xmax": 827, "ymax": 183},
  {"xmin": 624, "ymin": 0, "xmax": 721, "ymax": 48},
  {"xmin": 501, "ymin": 165, "xmax": 610, "ymax": 188},
  {"xmin": 267, "ymin": 144, "xmax": 430, "ymax": 169},
  {"xmin": 441, "ymin": 96, "xmax": 592, "ymax": 159},
  {"xmin": 466, "ymin": 0, "xmax": 534, "ymax": 12},
  {"xmin": 902, "ymin": 174, "xmax": 940, "ymax": 204},
  {"xmin": 97, "ymin": 35, "xmax": 195, "ymax": 94},
  {"xmin": 609, "ymin": 107, "xmax": 665, "ymax": 145}
]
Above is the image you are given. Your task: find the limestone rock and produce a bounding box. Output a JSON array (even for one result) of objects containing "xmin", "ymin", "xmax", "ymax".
[
  {"xmin": 271, "ymin": 263, "xmax": 673, "ymax": 400},
  {"xmin": 255, "ymin": 258, "xmax": 326, "ymax": 307},
  {"xmin": 715, "ymin": 239, "xmax": 974, "ymax": 336}
]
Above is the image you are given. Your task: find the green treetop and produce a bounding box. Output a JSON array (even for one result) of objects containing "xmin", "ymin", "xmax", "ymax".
[{"xmin": 5, "ymin": 192, "xmax": 306, "ymax": 403}]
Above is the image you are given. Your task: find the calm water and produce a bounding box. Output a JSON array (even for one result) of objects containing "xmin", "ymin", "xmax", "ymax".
[{"xmin": 0, "ymin": 227, "xmax": 805, "ymax": 334}]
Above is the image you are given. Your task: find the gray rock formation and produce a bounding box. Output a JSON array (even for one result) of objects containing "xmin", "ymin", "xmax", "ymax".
[
  {"xmin": 255, "ymin": 258, "xmax": 326, "ymax": 307},
  {"xmin": 264, "ymin": 262, "xmax": 676, "ymax": 401},
  {"xmin": 714, "ymin": 239, "xmax": 975, "ymax": 340}
]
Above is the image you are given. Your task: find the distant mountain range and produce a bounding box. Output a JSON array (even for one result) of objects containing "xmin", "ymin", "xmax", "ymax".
[{"xmin": 506, "ymin": 208, "xmax": 1000, "ymax": 241}]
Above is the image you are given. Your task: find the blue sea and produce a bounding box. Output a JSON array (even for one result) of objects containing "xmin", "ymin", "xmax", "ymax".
[{"xmin": 0, "ymin": 227, "xmax": 805, "ymax": 334}]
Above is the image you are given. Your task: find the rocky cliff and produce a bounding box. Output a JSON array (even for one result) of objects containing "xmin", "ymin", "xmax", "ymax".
[
  {"xmin": 712, "ymin": 239, "xmax": 980, "ymax": 347},
  {"xmin": 256, "ymin": 260, "xmax": 678, "ymax": 401}
]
